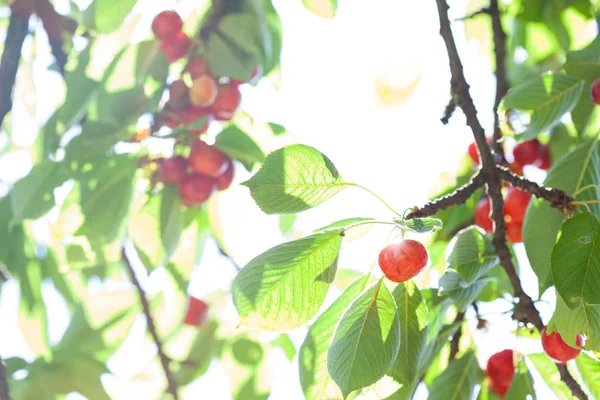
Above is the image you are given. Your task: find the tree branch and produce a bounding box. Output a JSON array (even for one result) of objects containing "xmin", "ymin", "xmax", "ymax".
[
  {"xmin": 557, "ymin": 364, "xmax": 589, "ymax": 400},
  {"xmin": 0, "ymin": 356, "xmax": 11, "ymax": 400},
  {"xmin": 489, "ymin": 0, "xmax": 508, "ymax": 160},
  {"xmin": 36, "ymin": 0, "xmax": 68, "ymax": 74},
  {"xmin": 122, "ymin": 246, "xmax": 180, "ymax": 400},
  {"xmin": 449, "ymin": 311, "xmax": 465, "ymax": 361}
]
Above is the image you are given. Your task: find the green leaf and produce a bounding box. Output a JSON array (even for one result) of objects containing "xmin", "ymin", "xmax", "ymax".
[
  {"xmin": 232, "ymin": 230, "xmax": 343, "ymax": 330},
  {"xmin": 242, "ymin": 144, "xmax": 351, "ymax": 214},
  {"xmin": 314, "ymin": 217, "xmax": 376, "ymax": 232},
  {"xmin": 564, "ymin": 36, "xmax": 600, "ymax": 81},
  {"xmin": 83, "ymin": 0, "xmax": 137, "ymax": 34},
  {"xmin": 174, "ymin": 321, "xmax": 218, "ymax": 386},
  {"xmin": 446, "ymin": 227, "xmax": 498, "ymax": 284},
  {"xmin": 214, "ymin": 125, "xmax": 265, "ymax": 171},
  {"xmin": 575, "ymin": 353, "xmax": 600, "ymax": 399},
  {"xmin": 279, "ymin": 214, "xmax": 297, "ymax": 235},
  {"xmin": 524, "ymin": 139, "xmax": 600, "ymax": 296},
  {"xmin": 528, "ymin": 353, "xmax": 573, "ymax": 400},
  {"xmin": 9, "ymin": 160, "xmax": 69, "ymax": 226},
  {"xmin": 552, "ymin": 212, "xmax": 600, "ymax": 307},
  {"xmin": 271, "ymin": 334, "xmax": 296, "ymax": 361},
  {"xmin": 551, "ymin": 290, "xmax": 600, "ymax": 350},
  {"xmin": 75, "ymin": 155, "xmax": 138, "ymax": 243},
  {"xmin": 504, "ymin": 362, "xmax": 536, "ymax": 400},
  {"xmin": 502, "ymin": 73, "xmax": 585, "ymax": 139},
  {"xmin": 394, "ymin": 217, "xmax": 443, "ymax": 233},
  {"xmin": 302, "ymin": 0, "xmax": 338, "ymax": 18},
  {"xmin": 268, "ymin": 122, "xmax": 286, "ymax": 136},
  {"xmin": 299, "ymin": 274, "xmax": 370, "ymax": 400},
  {"xmin": 389, "ymin": 281, "xmax": 428, "ymax": 390},
  {"xmin": 428, "ymin": 350, "xmax": 483, "ymax": 400},
  {"xmin": 327, "ymin": 279, "xmax": 401, "ymax": 398},
  {"xmin": 205, "ymin": 30, "xmax": 257, "ymax": 82},
  {"xmin": 160, "ymin": 186, "xmax": 184, "ymax": 263},
  {"xmin": 95, "ymin": 86, "xmax": 148, "ymax": 126},
  {"xmin": 65, "ymin": 120, "xmax": 125, "ymax": 162},
  {"xmin": 439, "ymin": 270, "xmax": 493, "ymax": 311}
]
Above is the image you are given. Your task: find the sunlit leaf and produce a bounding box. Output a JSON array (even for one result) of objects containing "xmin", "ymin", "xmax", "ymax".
[{"xmin": 428, "ymin": 350, "xmax": 483, "ymax": 400}]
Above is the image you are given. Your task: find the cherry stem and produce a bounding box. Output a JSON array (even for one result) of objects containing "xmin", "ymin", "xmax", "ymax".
[{"xmin": 351, "ymin": 184, "xmax": 403, "ymax": 216}]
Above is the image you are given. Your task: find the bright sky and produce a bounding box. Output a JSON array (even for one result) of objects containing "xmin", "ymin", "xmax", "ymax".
[{"xmin": 0, "ymin": 0, "xmax": 575, "ymax": 398}]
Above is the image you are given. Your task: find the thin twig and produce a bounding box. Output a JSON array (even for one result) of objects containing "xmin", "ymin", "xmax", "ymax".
[
  {"xmin": 455, "ymin": 6, "xmax": 491, "ymax": 21},
  {"xmin": 36, "ymin": 0, "xmax": 68, "ymax": 74},
  {"xmin": 217, "ymin": 242, "xmax": 241, "ymax": 271},
  {"xmin": 122, "ymin": 246, "xmax": 180, "ymax": 400},
  {"xmin": 489, "ymin": 0, "xmax": 508, "ymax": 160},
  {"xmin": 449, "ymin": 311, "xmax": 465, "ymax": 361},
  {"xmin": 0, "ymin": 356, "xmax": 11, "ymax": 400},
  {"xmin": 557, "ymin": 364, "xmax": 589, "ymax": 400}
]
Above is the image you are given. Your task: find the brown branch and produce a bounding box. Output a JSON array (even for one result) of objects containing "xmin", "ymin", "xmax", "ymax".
[
  {"xmin": 0, "ymin": 356, "xmax": 11, "ymax": 400},
  {"xmin": 440, "ymin": 96, "xmax": 457, "ymax": 125},
  {"xmin": 455, "ymin": 6, "xmax": 492, "ymax": 21},
  {"xmin": 122, "ymin": 246, "xmax": 180, "ymax": 400},
  {"xmin": 36, "ymin": 0, "xmax": 68, "ymax": 74},
  {"xmin": 557, "ymin": 364, "xmax": 589, "ymax": 400},
  {"xmin": 489, "ymin": 0, "xmax": 508, "ymax": 160},
  {"xmin": 448, "ymin": 311, "xmax": 465, "ymax": 361},
  {"xmin": 0, "ymin": 1, "xmax": 32, "ymax": 128},
  {"xmin": 406, "ymin": 172, "xmax": 485, "ymax": 219}
]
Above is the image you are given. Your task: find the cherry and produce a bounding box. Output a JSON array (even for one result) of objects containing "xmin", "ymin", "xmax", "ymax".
[
  {"xmin": 179, "ymin": 173, "xmax": 215, "ymax": 205},
  {"xmin": 215, "ymin": 159, "xmax": 234, "ymax": 191},
  {"xmin": 210, "ymin": 83, "xmax": 241, "ymax": 117},
  {"xmin": 174, "ymin": 106, "xmax": 212, "ymax": 135},
  {"xmin": 468, "ymin": 142, "xmax": 480, "ymax": 164},
  {"xmin": 159, "ymin": 155, "xmax": 187, "ymax": 184},
  {"xmin": 190, "ymin": 75, "xmax": 218, "ymax": 107},
  {"xmin": 536, "ymin": 144, "xmax": 551, "ymax": 170},
  {"xmin": 486, "ymin": 350, "xmax": 516, "ymax": 397},
  {"xmin": 378, "ymin": 239, "xmax": 428, "ymax": 283},
  {"xmin": 541, "ymin": 327, "xmax": 582, "ymax": 363},
  {"xmin": 475, "ymin": 197, "xmax": 493, "ymax": 233},
  {"xmin": 151, "ymin": 11, "xmax": 183, "ymax": 40},
  {"xmin": 160, "ymin": 31, "xmax": 191, "ymax": 63},
  {"xmin": 508, "ymin": 161, "xmax": 524, "ymax": 177},
  {"xmin": 168, "ymin": 79, "xmax": 189, "ymax": 108},
  {"xmin": 187, "ymin": 57, "xmax": 211, "ymax": 79},
  {"xmin": 189, "ymin": 140, "xmax": 230, "ymax": 177},
  {"xmin": 592, "ymin": 79, "xmax": 600, "ymax": 105},
  {"xmin": 506, "ymin": 219, "xmax": 523, "ymax": 244},
  {"xmin": 513, "ymin": 139, "xmax": 541, "ymax": 166},
  {"xmin": 503, "ymin": 188, "xmax": 531, "ymax": 224},
  {"xmin": 183, "ymin": 296, "xmax": 209, "ymax": 327}
]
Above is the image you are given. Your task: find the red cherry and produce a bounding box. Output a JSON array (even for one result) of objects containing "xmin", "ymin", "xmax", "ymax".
[
  {"xmin": 536, "ymin": 144, "xmax": 551, "ymax": 170},
  {"xmin": 168, "ymin": 79, "xmax": 189, "ymax": 108},
  {"xmin": 378, "ymin": 239, "xmax": 428, "ymax": 283},
  {"xmin": 210, "ymin": 83, "xmax": 241, "ymax": 116},
  {"xmin": 541, "ymin": 327, "xmax": 581, "ymax": 363},
  {"xmin": 175, "ymin": 106, "xmax": 212, "ymax": 135},
  {"xmin": 179, "ymin": 173, "xmax": 215, "ymax": 205},
  {"xmin": 159, "ymin": 155, "xmax": 187, "ymax": 184},
  {"xmin": 486, "ymin": 350, "xmax": 516, "ymax": 397},
  {"xmin": 475, "ymin": 197, "xmax": 493, "ymax": 233},
  {"xmin": 215, "ymin": 159, "xmax": 234, "ymax": 191},
  {"xmin": 468, "ymin": 142, "xmax": 480, "ymax": 164},
  {"xmin": 189, "ymin": 140, "xmax": 230, "ymax": 177},
  {"xmin": 506, "ymin": 219, "xmax": 523, "ymax": 243},
  {"xmin": 504, "ymin": 188, "xmax": 531, "ymax": 224},
  {"xmin": 151, "ymin": 11, "xmax": 183, "ymax": 40},
  {"xmin": 513, "ymin": 139, "xmax": 541, "ymax": 166},
  {"xmin": 187, "ymin": 57, "xmax": 211, "ymax": 79},
  {"xmin": 190, "ymin": 75, "xmax": 218, "ymax": 107},
  {"xmin": 592, "ymin": 79, "xmax": 600, "ymax": 105},
  {"xmin": 183, "ymin": 296, "xmax": 209, "ymax": 327},
  {"xmin": 508, "ymin": 161, "xmax": 524, "ymax": 177},
  {"xmin": 160, "ymin": 31, "xmax": 191, "ymax": 63},
  {"xmin": 213, "ymin": 111, "xmax": 234, "ymax": 122}
]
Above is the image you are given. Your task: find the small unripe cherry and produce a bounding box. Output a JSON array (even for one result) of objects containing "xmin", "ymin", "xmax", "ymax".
[
  {"xmin": 513, "ymin": 139, "xmax": 541, "ymax": 166},
  {"xmin": 210, "ymin": 83, "xmax": 241, "ymax": 115},
  {"xmin": 541, "ymin": 327, "xmax": 582, "ymax": 363},
  {"xmin": 151, "ymin": 11, "xmax": 183, "ymax": 40},
  {"xmin": 506, "ymin": 219, "xmax": 523, "ymax": 243},
  {"xmin": 475, "ymin": 197, "xmax": 493, "ymax": 233},
  {"xmin": 592, "ymin": 79, "xmax": 600, "ymax": 105},
  {"xmin": 468, "ymin": 142, "xmax": 480, "ymax": 164},
  {"xmin": 504, "ymin": 188, "xmax": 531, "ymax": 224},
  {"xmin": 535, "ymin": 144, "xmax": 552, "ymax": 170},
  {"xmin": 187, "ymin": 57, "xmax": 211, "ymax": 79},
  {"xmin": 183, "ymin": 296, "xmax": 209, "ymax": 327},
  {"xmin": 215, "ymin": 159, "xmax": 234, "ymax": 191},
  {"xmin": 189, "ymin": 140, "xmax": 230, "ymax": 177},
  {"xmin": 179, "ymin": 173, "xmax": 215, "ymax": 205},
  {"xmin": 378, "ymin": 239, "xmax": 428, "ymax": 283},
  {"xmin": 160, "ymin": 31, "xmax": 191, "ymax": 63},
  {"xmin": 190, "ymin": 75, "xmax": 218, "ymax": 107},
  {"xmin": 486, "ymin": 350, "xmax": 516, "ymax": 397},
  {"xmin": 159, "ymin": 155, "xmax": 187, "ymax": 184}
]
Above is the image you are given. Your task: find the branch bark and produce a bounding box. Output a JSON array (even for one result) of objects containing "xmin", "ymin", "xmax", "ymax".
[
  {"xmin": 36, "ymin": 0, "xmax": 68, "ymax": 74},
  {"xmin": 122, "ymin": 246, "xmax": 180, "ymax": 400},
  {"xmin": 0, "ymin": 356, "xmax": 11, "ymax": 400},
  {"xmin": 448, "ymin": 312, "xmax": 465, "ymax": 361},
  {"xmin": 489, "ymin": 0, "xmax": 508, "ymax": 159}
]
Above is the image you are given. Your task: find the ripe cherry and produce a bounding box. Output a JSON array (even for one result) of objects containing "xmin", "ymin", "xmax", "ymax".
[
  {"xmin": 189, "ymin": 140, "xmax": 230, "ymax": 177},
  {"xmin": 210, "ymin": 83, "xmax": 241, "ymax": 116},
  {"xmin": 536, "ymin": 144, "xmax": 551, "ymax": 170},
  {"xmin": 506, "ymin": 219, "xmax": 523, "ymax": 244},
  {"xmin": 179, "ymin": 173, "xmax": 215, "ymax": 205},
  {"xmin": 168, "ymin": 79, "xmax": 189, "ymax": 108},
  {"xmin": 513, "ymin": 139, "xmax": 541, "ymax": 166},
  {"xmin": 174, "ymin": 106, "xmax": 212, "ymax": 135},
  {"xmin": 215, "ymin": 159, "xmax": 234, "ymax": 191},
  {"xmin": 508, "ymin": 161, "xmax": 524, "ymax": 177},
  {"xmin": 541, "ymin": 327, "xmax": 582, "ymax": 363},
  {"xmin": 378, "ymin": 239, "xmax": 428, "ymax": 283},
  {"xmin": 160, "ymin": 31, "xmax": 191, "ymax": 63},
  {"xmin": 151, "ymin": 11, "xmax": 183, "ymax": 40},
  {"xmin": 190, "ymin": 75, "xmax": 218, "ymax": 107},
  {"xmin": 592, "ymin": 79, "xmax": 600, "ymax": 105},
  {"xmin": 187, "ymin": 57, "xmax": 211, "ymax": 79},
  {"xmin": 475, "ymin": 197, "xmax": 493, "ymax": 233},
  {"xmin": 486, "ymin": 349, "xmax": 516, "ymax": 397},
  {"xmin": 159, "ymin": 155, "xmax": 187, "ymax": 184},
  {"xmin": 503, "ymin": 188, "xmax": 531, "ymax": 224},
  {"xmin": 183, "ymin": 296, "xmax": 209, "ymax": 327},
  {"xmin": 467, "ymin": 142, "xmax": 480, "ymax": 164}
]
